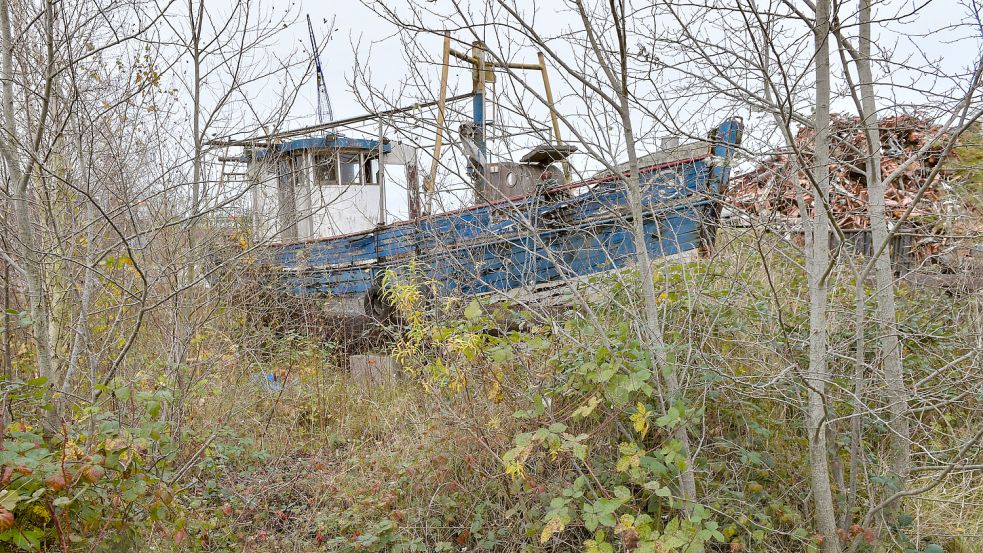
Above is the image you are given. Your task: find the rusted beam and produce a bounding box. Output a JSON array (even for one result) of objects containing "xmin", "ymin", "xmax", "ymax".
[
  {"xmin": 448, "ymin": 47, "xmax": 475, "ymax": 65},
  {"xmin": 207, "ymin": 93, "xmax": 473, "ymax": 147},
  {"xmin": 450, "ymin": 47, "xmax": 542, "ymax": 71}
]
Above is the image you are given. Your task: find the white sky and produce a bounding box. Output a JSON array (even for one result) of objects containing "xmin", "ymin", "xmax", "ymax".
[
  {"xmin": 212, "ymin": 0, "xmax": 982, "ymax": 218},
  {"xmin": 284, "ymin": 0, "xmax": 980, "ymax": 125}
]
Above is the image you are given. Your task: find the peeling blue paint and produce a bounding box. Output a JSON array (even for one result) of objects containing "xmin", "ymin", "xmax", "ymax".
[{"xmin": 263, "ymin": 118, "xmax": 743, "ymax": 304}]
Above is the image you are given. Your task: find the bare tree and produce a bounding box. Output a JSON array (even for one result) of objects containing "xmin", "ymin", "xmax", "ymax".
[
  {"xmin": 153, "ymin": 0, "xmax": 302, "ymax": 404},
  {"xmin": 0, "ymin": 0, "xmax": 57, "ymax": 423},
  {"xmin": 803, "ymin": 1, "xmax": 841, "ymax": 550}
]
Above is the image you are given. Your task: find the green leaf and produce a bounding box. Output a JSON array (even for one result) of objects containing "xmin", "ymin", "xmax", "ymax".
[
  {"xmin": 464, "ymin": 300, "xmax": 482, "ymax": 321},
  {"xmin": 12, "ymin": 528, "xmax": 43, "ymax": 551},
  {"xmin": 548, "ymin": 423, "xmax": 567, "ymax": 434},
  {"xmin": 488, "ymin": 346, "xmax": 513, "ymax": 363},
  {"xmin": 639, "ymin": 455, "xmax": 668, "ymax": 477},
  {"xmin": 583, "ymin": 506, "xmax": 599, "ymax": 532},
  {"xmin": 655, "ymin": 406, "xmax": 681, "ymax": 429},
  {"xmin": 896, "ymin": 512, "xmax": 914, "ymax": 527},
  {"xmin": 924, "ymin": 545, "xmax": 944, "ymax": 553},
  {"xmin": 150, "ymin": 503, "xmax": 167, "ymax": 520},
  {"xmin": 17, "ymin": 311, "xmax": 33, "ymax": 328},
  {"xmin": 0, "ymin": 490, "xmax": 23, "ymax": 510},
  {"xmin": 626, "ymin": 368, "xmax": 651, "ymax": 391},
  {"xmin": 597, "ymin": 366, "xmax": 616, "ymax": 383},
  {"xmin": 6, "ymin": 440, "xmax": 37, "ymax": 453},
  {"xmin": 571, "ymin": 443, "xmax": 587, "ymax": 461}
]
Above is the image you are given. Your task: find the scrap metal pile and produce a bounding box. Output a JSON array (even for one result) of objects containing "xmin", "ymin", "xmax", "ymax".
[{"xmin": 726, "ymin": 114, "xmax": 950, "ymax": 231}]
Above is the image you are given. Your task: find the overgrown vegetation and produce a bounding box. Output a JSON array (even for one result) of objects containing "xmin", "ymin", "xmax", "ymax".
[
  {"xmin": 950, "ymin": 123, "xmax": 983, "ymax": 216},
  {"xmin": 20, "ymin": 231, "xmax": 972, "ymax": 551},
  {"xmin": 3, "ymin": 235, "xmax": 981, "ymax": 552},
  {"xmin": 1, "ymin": 0, "xmax": 981, "ymax": 551}
]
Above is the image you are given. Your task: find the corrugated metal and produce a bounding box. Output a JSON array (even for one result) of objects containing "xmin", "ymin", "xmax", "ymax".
[{"xmin": 834, "ymin": 229, "xmax": 914, "ymax": 273}]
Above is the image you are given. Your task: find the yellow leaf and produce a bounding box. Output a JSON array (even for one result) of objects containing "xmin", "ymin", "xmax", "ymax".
[
  {"xmin": 630, "ymin": 402, "xmax": 650, "ymax": 438},
  {"xmin": 485, "ymin": 416, "xmax": 501, "ymax": 431},
  {"xmin": 616, "ymin": 452, "xmax": 639, "ymax": 472},
  {"xmin": 486, "ymin": 378, "xmax": 503, "ymax": 403},
  {"xmin": 540, "ymin": 517, "xmax": 565, "ymax": 544},
  {"xmin": 572, "ymin": 396, "xmax": 600, "ymax": 418}
]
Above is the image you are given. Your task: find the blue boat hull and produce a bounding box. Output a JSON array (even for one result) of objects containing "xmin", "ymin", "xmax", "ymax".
[{"xmin": 264, "ymin": 119, "xmax": 743, "ymax": 310}]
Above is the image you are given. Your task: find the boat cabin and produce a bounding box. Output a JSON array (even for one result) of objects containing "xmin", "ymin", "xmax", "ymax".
[
  {"xmin": 244, "ymin": 131, "xmax": 579, "ymax": 244},
  {"xmin": 245, "ymin": 134, "xmax": 416, "ymax": 242}
]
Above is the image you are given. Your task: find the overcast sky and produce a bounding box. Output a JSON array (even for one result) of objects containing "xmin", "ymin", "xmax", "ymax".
[
  {"xmin": 279, "ymin": 0, "xmax": 980, "ymax": 126},
  {"xmin": 216, "ymin": 0, "xmax": 981, "ymax": 217}
]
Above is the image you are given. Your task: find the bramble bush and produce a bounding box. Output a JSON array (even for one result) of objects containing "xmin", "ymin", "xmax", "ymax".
[
  {"xmin": 380, "ymin": 264, "xmax": 740, "ymax": 552},
  {"xmin": 0, "ymin": 377, "xmax": 183, "ymax": 551}
]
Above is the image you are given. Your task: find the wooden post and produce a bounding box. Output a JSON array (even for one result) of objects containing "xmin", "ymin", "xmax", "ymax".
[
  {"xmin": 405, "ymin": 146, "xmax": 421, "ymax": 219},
  {"xmin": 425, "ymin": 32, "xmax": 451, "ymax": 216},
  {"xmin": 349, "ymin": 355, "xmax": 398, "ymax": 386},
  {"xmin": 538, "ymin": 52, "xmax": 568, "ymax": 180}
]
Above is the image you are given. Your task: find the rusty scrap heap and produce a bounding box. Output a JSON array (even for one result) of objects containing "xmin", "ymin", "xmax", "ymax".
[{"xmin": 726, "ymin": 114, "xmax": 950, "ymax": 231}]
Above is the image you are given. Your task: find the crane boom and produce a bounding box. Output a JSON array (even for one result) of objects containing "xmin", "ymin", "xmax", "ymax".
[{"xmin": 306, "ymin": 14, "xmax": 334, "ymax": 124}]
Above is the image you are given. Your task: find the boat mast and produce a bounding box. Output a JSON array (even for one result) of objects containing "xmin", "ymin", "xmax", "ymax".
[
  {"xmin": 424, "ymin": 32, "xmax": 452, "ymax": 217},
  {"xmin": 306, "ymin": 14, "xmax": 334, "ymax": 124},
  {"xmin": 470, "ymin": 40, "xmax": 490, "ymax": 189}
]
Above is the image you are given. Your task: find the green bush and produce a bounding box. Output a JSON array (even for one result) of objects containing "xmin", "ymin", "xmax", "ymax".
[{"xmin": 0, "ymin": 378, "xmax": 183, "ymax": 551}]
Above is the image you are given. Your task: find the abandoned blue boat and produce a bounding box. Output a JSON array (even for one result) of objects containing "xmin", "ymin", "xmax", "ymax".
[
  {"xmin": 223, "ymin": 40, "xmax": 743, "ymax": 318},
  {"xmin": 240, "ymin": 117, "xmax": 741, "ymax": 319}
]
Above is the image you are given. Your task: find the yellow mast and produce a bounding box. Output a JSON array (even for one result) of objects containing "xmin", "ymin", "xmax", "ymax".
[{"xmin": 424, "ymin": 32, "xmax": 452, "ymax": 216}]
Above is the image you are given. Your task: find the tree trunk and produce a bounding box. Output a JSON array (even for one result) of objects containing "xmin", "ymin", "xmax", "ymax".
[
  {"xmin": 617, "ymin": 100, "xmax": 698, "ymax": 502},
  {"xmin": 62, "ymin": 198, "xmax": 97, "ymax": 395},
  {"xmin": 806, "ymin": 0, "xmax": 842, "ymax": 550},
  {"xmin": 564, "ymin": 0, "xmax": 699, "ymax": 503},
  {"xmin": 857, "ymin": 0, "xmax": 910, "ymax": 496},
  {"xmin": 592, "ymin": 0, "xmax": 699, "ymax": 503},
  {"xmin": 0, "ymin": 0, "xmax": 58, "ymax": 420}
]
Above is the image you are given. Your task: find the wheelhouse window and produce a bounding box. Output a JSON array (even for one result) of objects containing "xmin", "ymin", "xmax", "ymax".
[
  {"xmin": 366, "ymin": 155, "xmax": 381, "ymax": 185},
  {"xmin": 312, "ymin": 151, "xmax": 383, "ymax": 187},
  {"xmin": 339, "ymin": 153, "xmax": 362, "ymax": 186},
  {"xmin": 313, "ymin": 153, "xmax": 338, "ymax": 186}
]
